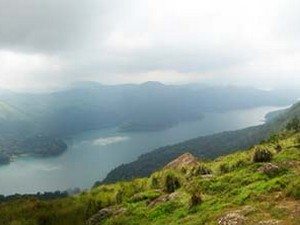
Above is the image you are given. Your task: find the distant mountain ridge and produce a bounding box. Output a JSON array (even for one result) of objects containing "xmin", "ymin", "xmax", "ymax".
[{"xmin": 0, "ymin": 82, "xmax": 299, "ymax": 166}]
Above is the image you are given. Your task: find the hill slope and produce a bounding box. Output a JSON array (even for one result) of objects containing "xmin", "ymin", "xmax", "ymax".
[
  {"xmin": 102, "ymin": 102, "xmax": 300, "ymax": 184},
  {"xmin": 0, "ymin": 130, "xmax": 299, "ymax": 225}
]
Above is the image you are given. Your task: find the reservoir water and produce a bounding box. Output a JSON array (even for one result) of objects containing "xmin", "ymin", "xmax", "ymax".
[{"xmin": 0, "ymin": 106, "xmax": 284, "ymax": 195}]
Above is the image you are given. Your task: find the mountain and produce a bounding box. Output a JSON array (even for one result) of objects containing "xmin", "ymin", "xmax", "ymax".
[
  {"xmin": 102, "ymin": 101, "xmax": 300, "ymax": 184},
  {"xmin": 0, "ymin": 129, "xmax": 299, "ymax": 225},
  {"xmin": 1, "ymin": 83, "xmax": 299, "ymax": 137},
  {"xmin": 0, "ymin": 83, "xmax": 299, "ymax": 166}
]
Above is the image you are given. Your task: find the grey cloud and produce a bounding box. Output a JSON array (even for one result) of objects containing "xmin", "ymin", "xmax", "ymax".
[{"xmin": 0, "ymin": 0, "xmax": 107, "ymax": 52}]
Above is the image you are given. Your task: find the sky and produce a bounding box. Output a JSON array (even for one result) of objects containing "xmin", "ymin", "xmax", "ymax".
[{"xmin": 0, "ymin": 0, "xmax": 299, "ymax": 91}]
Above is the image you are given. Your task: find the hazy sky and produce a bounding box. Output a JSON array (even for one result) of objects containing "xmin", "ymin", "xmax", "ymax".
[{"xmin": 0, "ymin": 0, "xmax": 299, "ymax": 91}]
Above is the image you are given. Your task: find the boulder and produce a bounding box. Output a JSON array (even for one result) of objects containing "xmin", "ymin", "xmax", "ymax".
[
  {"xmin": 147, "ymin": 192, "xmax": 179, "ymax": 207},
  {"xmin": 259, "ymin": 219, "xmax": 281, "ymax": 225},
  {"xmin": 257, "ymin": 163, "xmax": 279, "ymax": 175},
  {"xmin": 86, "ymin": 206, "xmax": 126, "ymax": 225},
  {"xmin": 164, "ymin": 153, "xmax": 199, "ymax": 170},
  {"xmin": 218, "ymin": 212, "xmax": 246, "ymax": 225}
]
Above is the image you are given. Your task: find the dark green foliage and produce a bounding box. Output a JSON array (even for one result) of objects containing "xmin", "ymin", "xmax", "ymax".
[
  {"xmin": 286, "ymin": 117, "xmax": 300, "ymax": 131},
  {"xmin": 84, "ymin": 199, "xmax": 102, "ymax": 219},
  {"xmin": 150, "ymin": 176, "xmax": 159, "ymax": 189},
  {"xmin": 269, "ymin": 134, "xmax": 280, "ymax": 143},
  {"xmin": 115, "ymin": 189, "xmax": 124, "ymax": 204},
  {"xmin": 218, "ymin": 163, "xmax": 230, "ymax": 174},
  {"xmin": 192, "ymin": 165, "xmax": 212, "ymax": 175},
  {"xmin": 252, "ymin": 147, "xmax": 273, "ymax": 162},
  {"xmin": 295, "ymin": 135, "xmax": 300, "ymax": 145},
  {"xmin": 286, "ymin": 179, "xmax": 300, "ymax": 200},
  {"xmin": 189, "ymin": 192, "xmax": 202, "ymax": 208},
  {"xmin": 164, "ymin": 174, "xmax": 180, "ymax": 193},
  {"xmin": 275, "ymin": 144, "xmax": 282, "ymax": 153}
]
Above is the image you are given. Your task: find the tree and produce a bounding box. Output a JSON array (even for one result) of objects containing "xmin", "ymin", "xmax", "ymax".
[
  {"xmin": 164, "ymin": 173, "xmax": 180, "ymax": 193},
  {"xmin": 286, "ymin": 117, "xmax": 300, "ymax": 132}
]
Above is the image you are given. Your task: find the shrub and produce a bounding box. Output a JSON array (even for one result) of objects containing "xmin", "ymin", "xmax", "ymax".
[
  {"xmin": 192, "ymin": 165, "xmax": 212, "ymax": 175},
  {"xmin": 189, "ymin": 191, "xmax": 202, "ymax": 208},
  {"xmin": 286, "ymin": 179, "xmax": 300, "ymax": 200},
  {"xmin": 275, "ymin": 144, "xmax": 282, "ymax": 153},
  {"xmin": 218, "ymin": 163, "xmax": 230, "ymax": 174},
  {"xmin": 150, "ymin": 176, "xmax": 159, "ymax": 189},
  {"xmin": 84, "ymin": 199, "xmax": 102, "ymax": 219},
  {"xmin": 286, "ymin": 117, "xmax": 300, "ymax": 131},
  {"xmin": 294, "ymin": 135, "xmax": 300, "ymax": 145},
  {"xmin": 115, "ymin": 189, "xmax": 124, "ymax": 204},
  {"xmin": 164, "ymin": 173, "xmax": 180, "ymax": 193},
  {"xmin": 252, "ymin": 147, "xmax": 273, "ymax": 162}
]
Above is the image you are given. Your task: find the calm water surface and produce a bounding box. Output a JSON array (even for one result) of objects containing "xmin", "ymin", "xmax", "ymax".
[{"xmin": 0, "ymin": 106, "xmax": 285, "ymax": 195}]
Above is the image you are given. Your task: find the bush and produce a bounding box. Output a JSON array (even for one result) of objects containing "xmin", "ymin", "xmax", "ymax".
[
  {"xmin": 218, "ymin": 163, "xmax": 230, "ymax": 174},
  {"xmin": 275, "ymin": 144, "xmax": 282, "ymax": 153},
  {"xmin": 286, "ymin": 117, "xmax": 300, "ymax": 131},
  {"xmin": 286, "ymin": 179, "xmax": 300, "ymax": 200},
  {"xmin": 164, "ymin": 174, "xmax": 181, "ymax": 193},
  {"xmin": 189, "ymin": 191, "xmax": 202, "ymax": 208},
  {"xmin": 115, "ymin": 189, "xmax": 124, "ymax": 204},
  {"xmin": 252, "ymin": 147, "xmax": 273, "ymax": 162},
  {"xmin": 192, "ymin": 165, "xmax": 212, "ymax": 175},
  {"xmin": 150, "ymin": 176, "xmax": 159, "ymax": 189},
  {"xmin": 84, "ymin": 199, "xmax": 102, "ymax": 219},
  {"xmin": 294, "ymin": 135, "xmax": 300, "ymax": 145}
]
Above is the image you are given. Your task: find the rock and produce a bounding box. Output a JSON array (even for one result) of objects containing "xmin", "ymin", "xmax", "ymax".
[
  {"xmin": 86, "ymin": 206, "xmax": 126, "ymax": 225},
  {"xmin": 218, "ymin": 212, "xmax": 246, "ymax": 225},
  {"xmin": 164, "ymin": 153, "xmax": 200, "ymax": 170},
  {"xmin": 259, "ymin": 219, "xmax": 281, "ymax": 225},
  {"xmin": 201, "ymin": 174, "xmax": 214, "ymax": 179},
  {"xmin": 257, "ymin": 163, "xmax": 279, "ymax": 175},
  {"xmin": 147, "ymin": 192, "xmax": 179, "ymax": 207},
  {"xmin": 238, "ymin": 206, "xmax": 255, "ymax": 216}
]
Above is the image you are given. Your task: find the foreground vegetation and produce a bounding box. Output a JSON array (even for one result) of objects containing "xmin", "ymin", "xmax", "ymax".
[{"xmin": 0, "ymin": 129, "xmax": 299, "ymax": 225}]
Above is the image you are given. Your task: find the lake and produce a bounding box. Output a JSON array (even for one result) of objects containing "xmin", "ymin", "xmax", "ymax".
[{"xmin": 0, "ymin": 106, "xmax": 285, "ymax": 195}]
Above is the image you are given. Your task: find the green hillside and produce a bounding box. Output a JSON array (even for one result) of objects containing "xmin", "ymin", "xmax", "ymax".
[
  {"xmin": 0, "ymin": 129, "xmax": 299, "ymax": 225},
  {"xmin": 103, "ymin": 102, "xmax": 300, "ymax": 184}
]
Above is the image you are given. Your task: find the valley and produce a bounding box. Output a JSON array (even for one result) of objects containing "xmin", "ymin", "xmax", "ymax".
[{"xmin": 0, "ymin": 106, "xmax": 282, "ymax": 195}]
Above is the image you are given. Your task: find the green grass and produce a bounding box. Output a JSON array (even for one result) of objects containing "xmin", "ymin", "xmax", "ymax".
[{"xmin": 1, "ymin": 131, "xmax": 299, "ymax": 225}]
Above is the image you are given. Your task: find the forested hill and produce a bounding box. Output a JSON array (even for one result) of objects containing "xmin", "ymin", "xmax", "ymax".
[{"xmin": 102, "ymin": 102, "xmax": 300, "ymax": 184}]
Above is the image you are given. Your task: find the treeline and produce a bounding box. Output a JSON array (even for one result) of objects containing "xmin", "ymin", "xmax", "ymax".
[
  {"xmin": 0, "ymin": 134, "xmax": 67, "ymax": 165},
  {"xmin": 0, "ymin": 191, "xmax": 68, "ymax": 203}
]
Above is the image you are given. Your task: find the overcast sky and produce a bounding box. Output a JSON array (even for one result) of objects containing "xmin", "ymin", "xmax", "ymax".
[{"xmin": 0, "ymin": 0, "xmax": 299, "ymax": 91}]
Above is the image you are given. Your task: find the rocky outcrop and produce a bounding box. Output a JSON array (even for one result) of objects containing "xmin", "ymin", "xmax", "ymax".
[
  {"xmin": 218, "ymin": 206, "xmax": 255, "ymax": 225},
  {"xmin": 86, "ymin": 206, "xmax": 126, "ymax": 225},
  {"xmin": 257, "ymin": 163, "xmax": 279, "ymax": 175},
  {"xmin": 147, "ymin": 192, "xmax": 179, "ymax": 207},
  {"xmin": 259, "ymin": 219, "xmax": 281, "ymax": 225},
  {"xmin": 218, "ymin": 212, "xmax": 246, "ymax": 225},
  {"xmin": 164, "ymin": 153, "xmax": 199, "ymax": 170}
]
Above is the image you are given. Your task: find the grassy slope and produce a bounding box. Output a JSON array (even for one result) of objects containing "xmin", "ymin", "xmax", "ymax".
[{"xmin": 0, "ymin": 131, "xmax": 299, "ymax": 225}]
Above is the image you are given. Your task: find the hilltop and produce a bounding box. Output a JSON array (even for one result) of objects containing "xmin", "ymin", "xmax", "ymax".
[{"xmin": 0, "ymin": 129, "xmax": 299, "ymax": 225}]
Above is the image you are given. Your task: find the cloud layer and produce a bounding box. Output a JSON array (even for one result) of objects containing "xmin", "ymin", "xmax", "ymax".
[{"xmin": 0, "ymin": 0, "xmax": 299, "ymax": 91}]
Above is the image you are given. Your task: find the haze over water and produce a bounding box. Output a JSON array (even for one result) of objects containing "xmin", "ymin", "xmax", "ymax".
[{"xmin": 0, "ymin": 106, "xmax": 285, "ymax": 195}]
